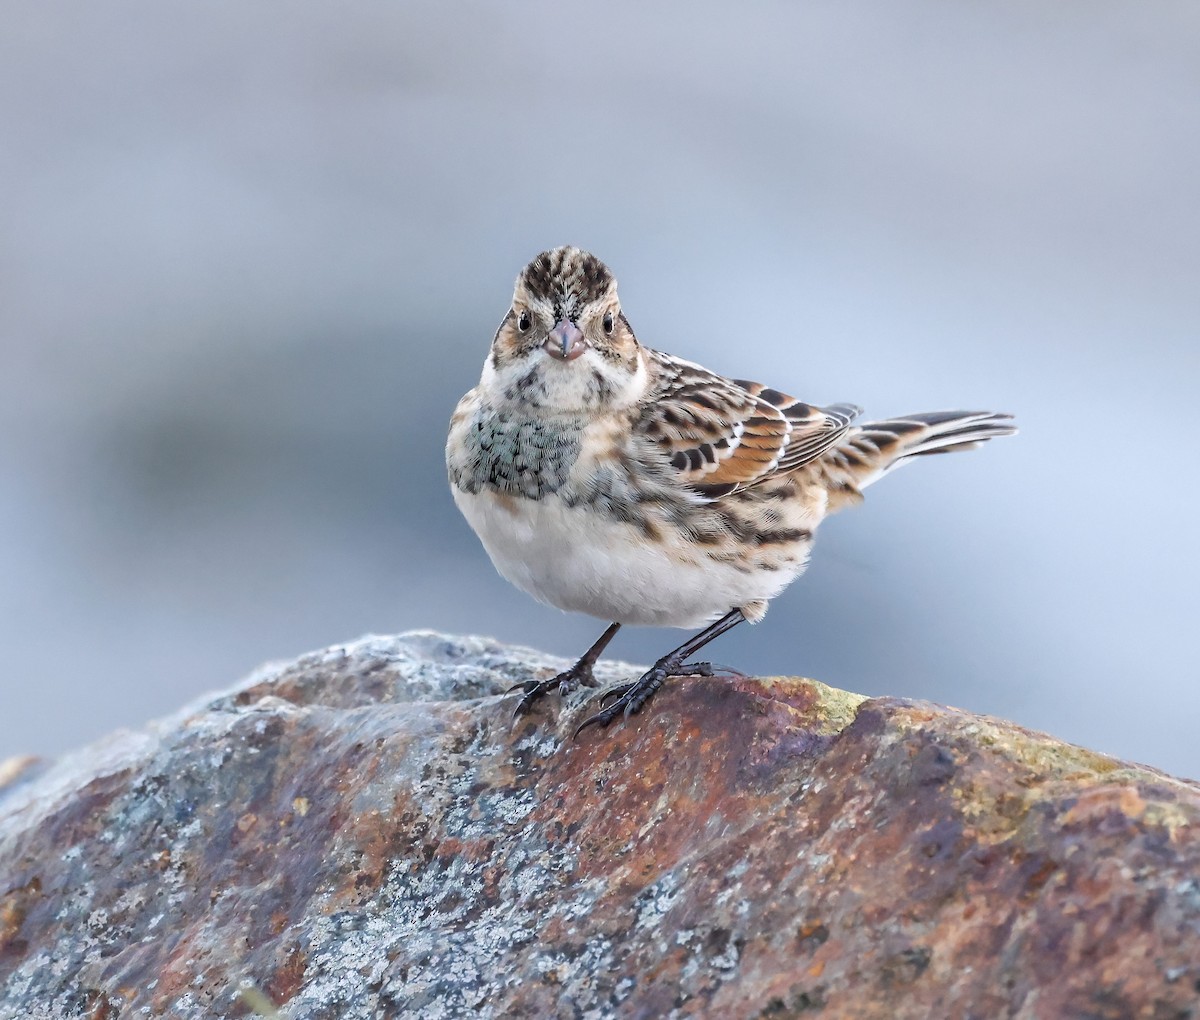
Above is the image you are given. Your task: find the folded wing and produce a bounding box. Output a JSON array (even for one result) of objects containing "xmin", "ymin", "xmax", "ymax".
[{"xmin": 636, "ymin": 352, "xmax": 861, "ymax": 498}]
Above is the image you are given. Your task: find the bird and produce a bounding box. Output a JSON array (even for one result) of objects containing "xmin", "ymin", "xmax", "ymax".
[{"xmin": 446, "ymin": 246, "xmax": 1016, "ymax": 736}]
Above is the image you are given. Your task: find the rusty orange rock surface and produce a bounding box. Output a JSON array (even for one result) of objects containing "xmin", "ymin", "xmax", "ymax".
[{"xmin": 1, "ymin": 632, "xmax": 1198, "ymax": 1019}]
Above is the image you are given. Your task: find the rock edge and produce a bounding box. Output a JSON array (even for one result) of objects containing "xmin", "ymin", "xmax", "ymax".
[{"xmin": 2, "ymin": 631, "xmax": 1199, "ymax": 1019}]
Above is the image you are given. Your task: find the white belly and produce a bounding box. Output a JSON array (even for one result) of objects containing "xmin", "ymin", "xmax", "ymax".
[{"xmin": 453, "ymin": 487, "xmax": 802, "ymax": 628}]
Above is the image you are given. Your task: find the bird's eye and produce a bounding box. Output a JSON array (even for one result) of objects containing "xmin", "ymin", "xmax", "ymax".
[
  {"xmin": 602, "ymin": 311, "xmax": 615, "ymax": 335},
  {"xmin": 517, "ymin": 310, "xmax": 531, "ymax": 332}
]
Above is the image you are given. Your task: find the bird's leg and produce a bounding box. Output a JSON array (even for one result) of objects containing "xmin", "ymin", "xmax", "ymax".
[
  {"xmin": 575, "ymin": 609, "xmax": 746, "ymax": 737},
  {"xmin": 509, "ymin": 622, "xmax": 621, "ymax": 717}
]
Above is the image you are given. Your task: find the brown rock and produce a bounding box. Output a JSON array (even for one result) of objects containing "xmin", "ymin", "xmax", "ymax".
[{"xmin": 1, "ymin": 631, "xmax": 1198, "ymax": 1019}]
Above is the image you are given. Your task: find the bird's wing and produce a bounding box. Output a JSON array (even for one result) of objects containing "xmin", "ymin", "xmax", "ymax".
[{"xmin": 635, "ymin": 352, "xmax": 861, "ymax": 497}]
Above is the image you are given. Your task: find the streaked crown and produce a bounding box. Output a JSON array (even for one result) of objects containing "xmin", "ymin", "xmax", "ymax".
[{"xmin": 516, "ymin": 246, "xmax": 617, "ymax": 323}]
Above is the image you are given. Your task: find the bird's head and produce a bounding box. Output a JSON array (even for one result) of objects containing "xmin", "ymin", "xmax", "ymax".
[{"xmin": 480, "ymin": 246, "xmax": 647, "ymax": 413}]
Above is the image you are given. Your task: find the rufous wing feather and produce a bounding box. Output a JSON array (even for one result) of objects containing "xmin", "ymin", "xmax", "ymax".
[{"xmin": 636, "ymin": 353, "xmax": 861, "ymax": 497}]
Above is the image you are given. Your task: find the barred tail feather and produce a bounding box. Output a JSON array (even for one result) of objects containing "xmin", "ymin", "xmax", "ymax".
[{"xmin": 819, "ymin": 410, "xmax": 1017, "ymax": 500}]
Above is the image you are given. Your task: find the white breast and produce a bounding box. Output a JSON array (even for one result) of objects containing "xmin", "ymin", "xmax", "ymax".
[{"xmin": 452, "ymin": 486, "xmax": 804, "ymax": 629}]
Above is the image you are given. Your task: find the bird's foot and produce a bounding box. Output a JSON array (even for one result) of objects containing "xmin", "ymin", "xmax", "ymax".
[
  {"xmin": 508, "ymin": 661, "xmax": 597, "ymax": 718},
  {"xmin": 574, "ymin": 660, "xmax": 743, "ymax": 738}
]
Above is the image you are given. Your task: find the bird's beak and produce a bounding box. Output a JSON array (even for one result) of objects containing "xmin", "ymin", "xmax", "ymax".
[{"xmin": 544, "ymin": 319, "xmax": 587, "ymax": 361}]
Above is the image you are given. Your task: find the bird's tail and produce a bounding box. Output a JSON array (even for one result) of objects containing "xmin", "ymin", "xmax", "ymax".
[{"xmin": 817, "ymin": 410, "xmax": 1017, "ymax": 505}]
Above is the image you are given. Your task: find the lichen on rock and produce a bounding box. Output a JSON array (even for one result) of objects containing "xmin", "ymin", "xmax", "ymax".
[{"xmin": 1, "ymin": 631, "xmax": 1199, "ymax": 1018}]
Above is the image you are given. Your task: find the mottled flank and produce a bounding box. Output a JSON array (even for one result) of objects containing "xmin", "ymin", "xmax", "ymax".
[
  {"xmin": 2, "ymin": 634, "xmax": 1199, "ymax": 1019},
  {"xmin": 451, "ymin": 409, "xmax": 583, "ymax": 498}
]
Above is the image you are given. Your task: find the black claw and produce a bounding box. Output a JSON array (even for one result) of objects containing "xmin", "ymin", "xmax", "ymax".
[
  {"xmin": 573, "ymin": 668, "xmax": 668, "ymax": 738},
  {"xmin": 598, "ymin": 683, "xmax": 634, "ymax": 707},
  {"xmin": 572, "ymin": 684, "xmax": 633, "ymax": 734},
  {"xmin": 573, "ymin": 714, "xmax": 606, "ymax": 739},
  {"xmin": 511, "ymin": 693, "xmax": 540, "ymax": 719},
  {"xmin": 676, "ymin": 661, "xmax": 746, "ymax": 679},
  {"xmin": 676, "ymin": 662, "xmax": 713, "ymax": 678},
  {"xmin": 573, "ymin": 696, "xmax": 635, "ymax": 736},
  {"xmin": 704, "ymin": 662, "xmax": 747, "ymax": 678},
  {"xmin": 507, "ymin": 678, "xmax": 554, "ymax": 721},
  {"xmin": 507, "ymin": 662, "xmax": 597, "ymax": 720},
  {"xmin": 510, "ymin": 678, "xmax": 558, "ymax": 719},
  {"xmin": 574, "ymin": 657, "xmax": 750, "ymax": 740}
]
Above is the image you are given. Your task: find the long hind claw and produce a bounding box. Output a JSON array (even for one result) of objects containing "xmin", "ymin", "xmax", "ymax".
[{"xmin": 679, "ymin": 661, "xmax": 746, "ymax": 679}]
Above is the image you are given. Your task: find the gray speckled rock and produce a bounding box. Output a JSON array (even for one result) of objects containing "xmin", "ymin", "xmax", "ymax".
[{"xmin": 1, "ymin": 631, "xmax": 1199, "ymax": 1019}]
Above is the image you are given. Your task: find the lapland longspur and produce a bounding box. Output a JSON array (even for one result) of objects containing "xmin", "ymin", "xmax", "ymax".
[{"xmin": 446, "ymin": 247, "xmax": 1016, "ymax": 735}]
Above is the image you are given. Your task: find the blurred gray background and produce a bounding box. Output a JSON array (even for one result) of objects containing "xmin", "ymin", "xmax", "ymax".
[{"xmin": 2, "ymin": 2, "xmax": 1198, "ymax": 775}]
